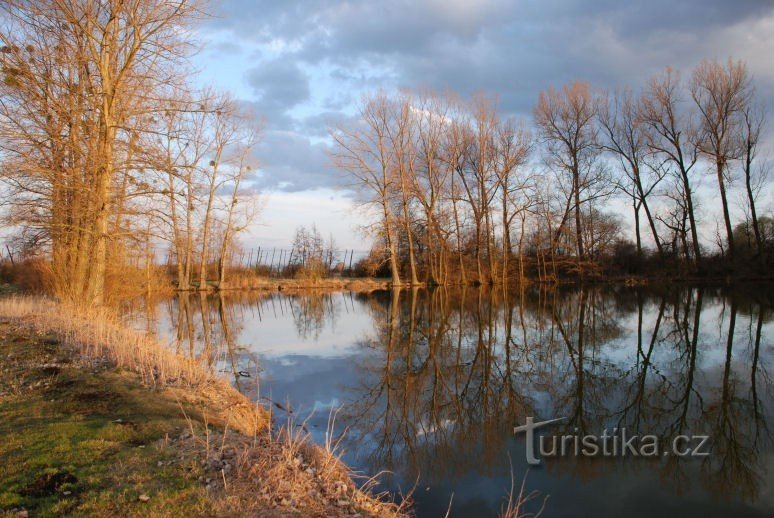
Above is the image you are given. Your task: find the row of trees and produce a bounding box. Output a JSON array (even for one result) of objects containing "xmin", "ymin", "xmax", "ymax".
[
  {"xmin": 333, "ymin": 59, "xmax": 771, "ymax": 285},
  {"xmin": 288, "ymin": 225, "xmax": 339, "ymax": 279},
  {"xmin": 0, "ymin": 1, "xmax": 261, "ymax": 304}
]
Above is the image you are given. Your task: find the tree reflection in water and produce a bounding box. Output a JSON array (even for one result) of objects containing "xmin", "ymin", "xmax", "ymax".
[{"xmin": 126, "ymin": 285, "xmax": 773, "ymax": 516}]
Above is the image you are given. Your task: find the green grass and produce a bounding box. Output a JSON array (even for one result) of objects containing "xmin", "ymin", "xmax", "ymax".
[{"xmin": 0, "ymin": 322, "xmax": 215, "ymax": 517}]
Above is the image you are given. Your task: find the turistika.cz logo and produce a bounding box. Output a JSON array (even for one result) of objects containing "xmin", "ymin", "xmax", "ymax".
[{"xmin": 513, "ymin": 417, "xmax": 711, "ymax": 465}]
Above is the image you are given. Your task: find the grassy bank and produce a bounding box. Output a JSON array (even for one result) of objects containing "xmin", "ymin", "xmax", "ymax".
[{"xmin": 0, "ymin": 297, "xmax": 405, "ymax": 517}]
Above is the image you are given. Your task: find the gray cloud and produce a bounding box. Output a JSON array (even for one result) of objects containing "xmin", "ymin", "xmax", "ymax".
[
  {"xmin": 244, "ymin": 58, "xmax": 311, "ymax": 127},
  {"xmin": 203, "ymin": 0, "xmax": 774, "ymax": 191},
  {"xmin": 250, "ymin": 129, "xmax": 342, "ymax": 193}
]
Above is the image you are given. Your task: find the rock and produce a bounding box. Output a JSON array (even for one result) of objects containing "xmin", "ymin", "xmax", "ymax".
[{"xmin": 138, "ymin": 494, "xmax": 150, "ymax": 503}]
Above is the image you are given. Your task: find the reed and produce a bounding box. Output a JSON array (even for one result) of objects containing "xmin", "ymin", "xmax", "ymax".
[{"xmin": 0, "ymin": 295, "xmax": 267, "ymax": 435}]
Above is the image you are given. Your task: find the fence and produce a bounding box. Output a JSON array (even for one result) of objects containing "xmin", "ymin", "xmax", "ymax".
[{"xmin": 163, "ymin": 248, "xmax": 371, "ymax": 277}]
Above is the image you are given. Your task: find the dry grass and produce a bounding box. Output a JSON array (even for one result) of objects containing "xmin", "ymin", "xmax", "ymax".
[
  {"xmin": 198, "ymin": 411, "xmax": 408, "ymax": 515},
  {"xmin": 500, "ymin": 464, "xmax": 548, "ymax": 518},
  {"xmin": 0, "ymin": 295, "xmax": 407, "ymax": 516},
  {"xmin": 0, "ymin": 295, "xmax": 264, "ymax": 436}
]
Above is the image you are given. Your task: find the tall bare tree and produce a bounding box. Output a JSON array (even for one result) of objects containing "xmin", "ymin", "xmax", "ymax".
[
  {"xmin": 598, "ymin": 88, "xmax": 665, "ymax": 258},
  {"xmin": 197, "ymin": 95, "xmax": 238, "ymax": 289},
  {"xmin": 331, "ymin": 92, "xmax": 402, "ymax": 286},
  {"xmin": 390, "ymin": 93, "xmax": 420, "ymax": 285},
  {"xmin": 413, "ymin": 90, "xmax": 453, "ymax": 285},
  {"xmin": 690, "ymin": 59, "xmax": 753, "ymax": 261},
  {"xmin": 740, "ymin": 102, "xmax": 766, "ymax": 260},
  {"xmin": 216, "ymin": 118, "xmax": 262, "ymax": 287},
  {"xmin": 0, "ymin": 0, "xmax": 202, "ymax": 304},
  {"xmin": 534, "ymin": 81, "xmax": 606, "ymax": 268},
  {"xmin": 493, "ymin": 117, "xmax": 531, "ymax": 283},
  {"xmin": 640, "ymin": 68, "xmax": 702, "ymax": 266}
]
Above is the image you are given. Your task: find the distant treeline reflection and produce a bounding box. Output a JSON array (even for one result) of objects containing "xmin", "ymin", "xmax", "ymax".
[{"xmin": 127, "ymin": 285, "xmax": 773, "ymax": 505}]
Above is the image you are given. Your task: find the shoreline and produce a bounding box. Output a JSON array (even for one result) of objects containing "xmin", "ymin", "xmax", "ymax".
[
  {"xmin": 172, "ymin": 274, "xmax": 774, "ymax": 294},
  {"xmin": 0, "ymin": 296, "xmax": 406, "ymax": 517}
]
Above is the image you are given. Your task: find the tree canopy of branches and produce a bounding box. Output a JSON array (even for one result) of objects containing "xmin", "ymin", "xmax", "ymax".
[
  {"xmin": 333, "ymin": 59, "xmax": 771, "ymax": 284},
  {"xmin": 0, "ymin": 1, "xmax": 262, "ymax": 303}
]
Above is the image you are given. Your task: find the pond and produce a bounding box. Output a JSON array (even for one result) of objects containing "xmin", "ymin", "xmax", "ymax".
[{"xmin": 127, "ymin": 284, "xmax": 773, "ymax": 517}]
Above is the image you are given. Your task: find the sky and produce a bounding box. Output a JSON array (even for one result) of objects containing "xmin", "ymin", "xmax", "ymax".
[{"xmin": 190, "ymin": 0, "xmax": 774, "ymax": 251}]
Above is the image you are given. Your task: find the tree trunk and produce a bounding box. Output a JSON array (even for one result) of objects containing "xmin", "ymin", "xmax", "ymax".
[
  {"xmin": 715, "ymin": 158, "xmax": 735, "ymax": 261},
  {"xmin": 573, "ymin": 167, "xmax": 584, "ymax": 264},
  {"xmin": 633, "ymin": 200, "xmax": 642, "ymax": 257},
  {"xmin": 198, "ymin": 166, "xmax": 218, "ymax": 290},
  {"xmin": 383, "ymin": 200, "xmax": 401, "ymax": 286},
  {"xmin": 680, "ymin": 168, "xmax": 701, "ymax": 266}
]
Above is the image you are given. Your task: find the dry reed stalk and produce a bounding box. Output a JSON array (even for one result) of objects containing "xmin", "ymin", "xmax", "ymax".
[{"xmin": 0, "ymin": 295, "xmax": 268, "ymax": 435}]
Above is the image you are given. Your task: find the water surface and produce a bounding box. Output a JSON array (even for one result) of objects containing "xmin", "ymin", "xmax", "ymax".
[{"xmin": 128, "ymin": 285, "xmax": 774, "ymax": 517}]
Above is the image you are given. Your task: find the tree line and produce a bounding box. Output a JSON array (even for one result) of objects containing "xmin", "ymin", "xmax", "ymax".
[
  {"xmin": 0, "ymin": 1, "xmax": 262, "ymax": 305},
  {"xmin": 332, "ymin": 59, "xmax": 771, "ymax": 286}
]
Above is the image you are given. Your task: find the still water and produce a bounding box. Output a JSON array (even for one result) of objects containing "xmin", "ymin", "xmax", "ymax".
[{"xmin": 128, "ymin": 285, "xmax": 773, "ymax": 517}]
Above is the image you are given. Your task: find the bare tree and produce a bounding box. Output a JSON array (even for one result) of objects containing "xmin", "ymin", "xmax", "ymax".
[
  {"xmin": 197, "ymin": 94, "xmax": 239, "ymax": 289},
  {"xmin": 389, "ymin": 92, "xmax": 420, "ymax": 285},
  {"xmin": 331, "ymin": 92, "xmax": 402, "ymax": 286},
  {"xmin": 216, "ymin": 117, "xmax": 262, "ymax": 287},
  {"xmin": 0, "ymin": 0, "xmax": 203, "ymax": 304},
  {"xmin": 598, "ymin": 88, "xmax": 665, "ymax": 258},
  {"xmin": 455, "ymin": 93, "xmax": 499, "ymax": 284},
  {"xmin": 690, "ymin": 58, "xmax": 753, "ymax": 261},
  {"xmin": 640, "ymin": 68, "xmax": 702, "ymax": 266},
  {"xmin": 534, "ymin": 81, "xmax": 607, "ymax": 269},
  {"xmin": 413, "ymin": 90, "xmax": 454, "ymax": 285},
  {"xmin": 493, "ymin": 117, "xmax": 532, "ymax": 283},
  {"xmin": 153, "ymin": 97, "xmax": 209, "ymax": 290},
  {"xmin": 740, "ymin": 102, "xmax": 767, "ymax": 260}
]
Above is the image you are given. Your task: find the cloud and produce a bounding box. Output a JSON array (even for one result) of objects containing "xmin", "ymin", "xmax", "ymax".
[
  {"xmin": 250, "ymin": 129, "xmax": 341, "ymax": 192},
  {"xmin": 199, "ymin": 0, "xmax": 774, "ymax": 192},
  {"xmin": 244, "ymin": 58, "xmax": 311, "ymax": 127}
]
